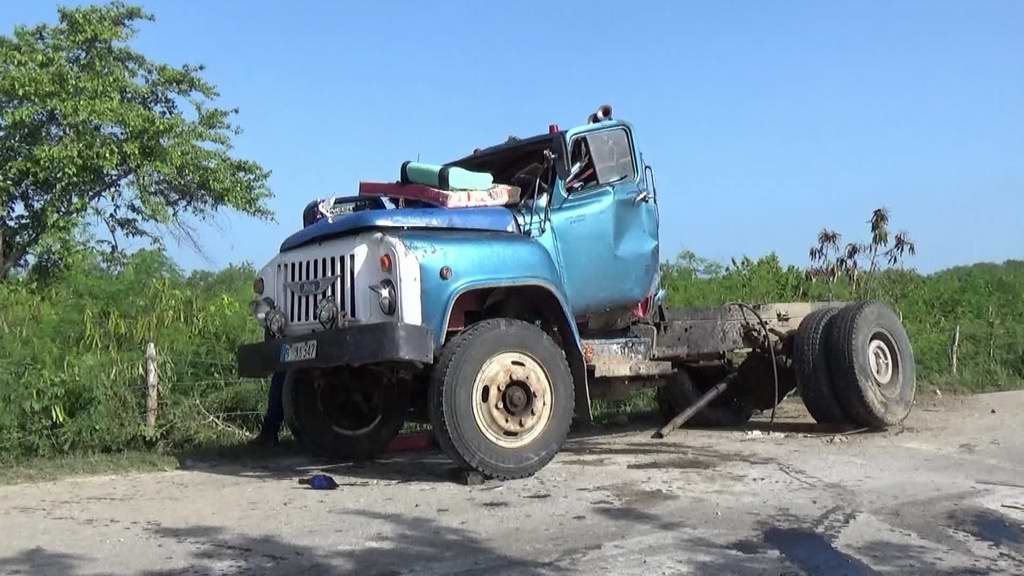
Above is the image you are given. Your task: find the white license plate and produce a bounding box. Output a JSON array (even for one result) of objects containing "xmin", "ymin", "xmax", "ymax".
[{"xmin": 281, "ymin": 340, "xmax": 317, "ymax": 363}]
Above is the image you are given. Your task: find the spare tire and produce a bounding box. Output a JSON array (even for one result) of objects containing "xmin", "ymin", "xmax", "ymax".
[
  {"xmin": 656, "ymin": 367, "xmax": 753, "ymax": 427},
  {"xmin": 793, "ymin": 306, "xmax": 849, "ymax": 424},
  {"xmin": 827, "ymin": 301, "xmax": 916, "ymax": 428}
]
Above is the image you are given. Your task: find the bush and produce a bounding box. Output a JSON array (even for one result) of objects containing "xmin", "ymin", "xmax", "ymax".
[{"xmin": 0, "ymin": 250, "xmax": 265, "ymax": 463}]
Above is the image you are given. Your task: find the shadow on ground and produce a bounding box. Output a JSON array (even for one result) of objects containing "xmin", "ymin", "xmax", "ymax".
[
  {"xmin": 173, "ymin": 407, "xmax": 846, "ymax": 486},
  {"xmin": 0, "ymin": 509, "xmax": 565, "ymax": 575}
]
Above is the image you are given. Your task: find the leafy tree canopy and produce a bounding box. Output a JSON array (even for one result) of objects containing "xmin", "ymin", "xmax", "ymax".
[{"xmin": 0, "ymin": 2, "xmax": 271, "ymax": 278}]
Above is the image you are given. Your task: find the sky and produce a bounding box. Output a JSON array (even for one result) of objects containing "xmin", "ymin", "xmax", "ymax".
[{"xmin": 3, "ymin": 1, "xmax": 1023, "ymax": 273}]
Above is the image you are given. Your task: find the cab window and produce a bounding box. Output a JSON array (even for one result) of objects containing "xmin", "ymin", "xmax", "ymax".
[{"xmin": 565, "ymin": 128, "xmax": 635, "ymax": 192}]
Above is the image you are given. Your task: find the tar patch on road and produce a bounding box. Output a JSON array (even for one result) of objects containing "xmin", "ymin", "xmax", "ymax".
[
  {"xmin": 763, "ymin": 527, "xmax": 880, "ymax": 576},
  {"xmin": 729, "ymin": 508, "xmax": 881, "ymax": 575},
  {"xmin": 950, "ymin": 507, "xmax": 1024, "ymax": 550}
]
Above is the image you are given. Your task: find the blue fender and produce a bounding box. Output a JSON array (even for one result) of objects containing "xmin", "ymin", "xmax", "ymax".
[{"xmin": 395, "ymin": 229, "xmax": 592, "ymax": 420}]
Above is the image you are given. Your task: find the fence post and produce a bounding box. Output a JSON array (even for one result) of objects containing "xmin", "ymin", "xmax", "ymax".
[
  {"xmin": 949, "ymin": 325, "xmax": 960, "ymax": 376},
  {"xmin": 145, "ymin": 342, "xmax": 159, "ymax": 434}
]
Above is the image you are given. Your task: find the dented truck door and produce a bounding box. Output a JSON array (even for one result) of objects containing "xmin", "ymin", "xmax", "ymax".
[{"xmin": 550, "ymin": 125, "xmax": 660, "ymax": 317}]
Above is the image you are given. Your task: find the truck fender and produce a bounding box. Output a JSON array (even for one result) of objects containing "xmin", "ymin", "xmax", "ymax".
[{"xmin": 444, "ymin": 281, "xmax": 592, "ymax": 422}]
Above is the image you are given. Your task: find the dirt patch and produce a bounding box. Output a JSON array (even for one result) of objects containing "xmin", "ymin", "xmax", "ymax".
[
  {"xmin": 557, "ymin": 457, "xmax": 613, "ymax": 467},
  {"xmin": 595, "ymin": 482, "xmax": 679, "ymax": 507},
  {"xmin": 626, "ymin": 457, "xmax": 716, "ymax": 471}
]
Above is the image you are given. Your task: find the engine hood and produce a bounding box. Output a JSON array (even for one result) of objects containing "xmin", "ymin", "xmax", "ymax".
[{"xmin": 279, "ymin": 206, "xmax": 519, "ymax": 252}]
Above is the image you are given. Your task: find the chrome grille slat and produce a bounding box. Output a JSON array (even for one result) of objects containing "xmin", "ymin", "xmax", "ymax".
[{"xmin": 281, "ymin": 253, "xmax": 352, "ymax": 326}]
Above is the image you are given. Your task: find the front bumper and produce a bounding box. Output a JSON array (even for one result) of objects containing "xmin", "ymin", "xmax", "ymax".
[{"xmin": 237, "ymin": 322, "xmax": 435, "ymax": 378}]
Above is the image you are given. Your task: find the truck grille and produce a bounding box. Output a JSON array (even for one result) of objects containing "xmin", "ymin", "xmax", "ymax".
[{"xmin": 278, "ymin": 254, "xmax": 356, "ymax": 325}]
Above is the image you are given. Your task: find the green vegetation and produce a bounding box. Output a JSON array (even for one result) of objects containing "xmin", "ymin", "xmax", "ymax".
[
  {"xmin": 0, "ymin": 249, "xmax": 265, "ymax": 465},
  {"xmin": 2, "ymin": 247, "xmax": 1020, "ymax": 467}
]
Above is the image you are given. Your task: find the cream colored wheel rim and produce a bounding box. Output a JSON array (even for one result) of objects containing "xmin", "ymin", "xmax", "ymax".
[
  {"xmin": 471, "ymin": 352, "xmax": 553, "ymax": 449},
  {"xmin": 868, "ymin": 338, "xmax": 894, "ymax": 386}
]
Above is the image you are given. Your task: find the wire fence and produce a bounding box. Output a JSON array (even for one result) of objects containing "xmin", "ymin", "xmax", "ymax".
[{"xmin": 0, "ymin": 340, "xmax": 276, "ymax": 460}]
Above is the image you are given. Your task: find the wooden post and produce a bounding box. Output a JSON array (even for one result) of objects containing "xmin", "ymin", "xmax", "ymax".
[
  {"xmin": 949, "ymin": 325, "xmax": 960, "ymax": 376},
  {"xmin": 145, "ymin": 342, "xmax": 159, "ymax": 434}
]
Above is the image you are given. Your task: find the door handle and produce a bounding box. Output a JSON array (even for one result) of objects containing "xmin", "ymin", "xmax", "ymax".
[{"xmin": 633, "ymin": 190, "xmax": 651, "ymax": 205}]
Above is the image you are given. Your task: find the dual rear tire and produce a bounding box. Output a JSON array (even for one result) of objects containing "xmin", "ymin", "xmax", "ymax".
[{"xmin": 794, "ymin": 301, "xmax": 916, "ymax": 428}]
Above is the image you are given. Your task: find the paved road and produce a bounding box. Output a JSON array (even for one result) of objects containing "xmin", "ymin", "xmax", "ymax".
[{"xmin": 1, "ymin": 391, "xmax": 1022, "ymax": 575}]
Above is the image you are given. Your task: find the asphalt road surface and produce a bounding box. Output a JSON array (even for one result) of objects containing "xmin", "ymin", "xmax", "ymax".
[{"xmin": 1, "ymin": 391, "xmax": 1022, "ymax": 575}]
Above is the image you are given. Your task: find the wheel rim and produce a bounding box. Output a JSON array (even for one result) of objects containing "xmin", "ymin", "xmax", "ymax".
[
  {"xmin": 471, "ymin": 351, "xmax": 553, "ymax": 449},
  {"xmin": 867, "ymin": 331, "xmax": 900, "ymax": 397},
  {"xmin": 315, "ymin": 378, "xmax": 383, "ymax": 436}
]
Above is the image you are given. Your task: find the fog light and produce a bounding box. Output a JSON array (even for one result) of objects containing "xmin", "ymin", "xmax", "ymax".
[
  {"xmin": 265, "ymin": 308, "xmax": 288, "ymax": 336},
  {"xmin": 370, "ymin": 279, "xmax": 397, "ymax": 316},
  {"xmin": 316, "ymin": 298, "xmax": 339, "ymax": 328}
]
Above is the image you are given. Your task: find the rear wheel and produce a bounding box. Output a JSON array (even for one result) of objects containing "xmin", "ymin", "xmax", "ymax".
[
  {"xmin": 285, "ymin": 367, "xmax": 408, "ymax": 460},
  {"xmin": 429, "ymin": 319, "xmax": 574, "ymax": 479},
  {"xmin": 656, "ymin": 367, "xmax": 753, "ymax": 427},
  {"xmin": 793, "ymin": 306, "xmax": 850, "ymax": 424},
  {"xmin": 827, "ymin": 301, "xmax": 916, "ymax": 428}
]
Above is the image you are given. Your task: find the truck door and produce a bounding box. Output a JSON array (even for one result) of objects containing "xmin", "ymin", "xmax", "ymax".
[{"xmin": 550, "ymin": 126, "xmax": 659, "ymax": 317}]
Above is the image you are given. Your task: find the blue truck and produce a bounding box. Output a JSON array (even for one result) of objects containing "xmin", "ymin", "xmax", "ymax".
[{"xmin": 237, "ymin": 106, "xmax": 916, "ymax": 479}]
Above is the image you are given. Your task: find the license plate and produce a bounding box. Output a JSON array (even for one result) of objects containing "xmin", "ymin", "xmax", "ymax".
[{"xmin": 281, "ymin": 340, "xmax": 317, "ymax": 363}]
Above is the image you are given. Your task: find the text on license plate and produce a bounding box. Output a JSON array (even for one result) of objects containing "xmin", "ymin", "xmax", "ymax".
[{"xmin": 281, "ymin": 340, "xmax": 317, "ymax": 363}]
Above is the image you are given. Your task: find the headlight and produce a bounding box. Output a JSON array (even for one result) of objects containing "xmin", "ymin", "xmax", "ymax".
[
  {"xmin": 249, "ymin": 297, "xmax": 275, "ymax": 321},
  {"xmin": 370, "ymin": 279, "xmax": 397, "ymax": 316},
  {"xmin": 253, "ymin": 277, "xmax": 265, "ymax": 295},
  {"xmin": 265, "ymin": 309, "xmax": 288, "ymax": 336},
  {"xmin": 317, "ymin": 298, "xmax": 339, "ymax": 328}
]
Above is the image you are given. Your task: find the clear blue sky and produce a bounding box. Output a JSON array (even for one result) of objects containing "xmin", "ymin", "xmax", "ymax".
[{"xmin": 4, "ymin": 1, "xmax": 1023, "ymax": 273}]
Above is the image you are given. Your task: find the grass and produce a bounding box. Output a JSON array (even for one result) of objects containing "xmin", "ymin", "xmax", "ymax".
[{"xmin": 0, "ymin": 450, "xmax": 179, "ymax": 485}]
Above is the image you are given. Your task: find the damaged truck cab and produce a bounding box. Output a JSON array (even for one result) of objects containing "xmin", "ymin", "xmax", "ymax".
[{"xmin": 238, "ymin": 107, "xmax": 917, "ymax": 479}]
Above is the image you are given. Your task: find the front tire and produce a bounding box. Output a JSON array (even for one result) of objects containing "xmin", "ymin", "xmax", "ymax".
[
  {"xmin": 429, "ymin": 319, "xmax": 574, "ymax": 480},
  {"xmin": 285, "ymin": 367, "xmax": 408, "ymax": 461}
]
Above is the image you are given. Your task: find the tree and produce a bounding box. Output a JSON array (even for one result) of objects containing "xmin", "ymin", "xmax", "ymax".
[
  {"xmin": 0, "ymin": 2, "xmax": 272, "ymax": 278},
  {"xmin": 807, "ymin": 207, "xmax": 917, "ymax": 290}
]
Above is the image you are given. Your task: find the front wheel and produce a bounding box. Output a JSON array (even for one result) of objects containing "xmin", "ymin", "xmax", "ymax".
[
  {"xmin": 429, "ymin": 319, "xmax": 574, "ymax": 480},
  {"xmin": 284, "ymin": 367, "xmax": 408, "ymax": 461}
]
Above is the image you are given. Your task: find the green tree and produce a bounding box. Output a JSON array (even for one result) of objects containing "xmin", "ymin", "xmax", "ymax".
[{"xmin": 0, "ymin": 2, "xmax": 271, "ymax": 278}]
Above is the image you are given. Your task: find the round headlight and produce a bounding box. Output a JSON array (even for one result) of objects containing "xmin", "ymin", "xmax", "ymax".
[
  {"xmin": 265, "ymin": 308, "xmax": 288, "ymax": 336},
  {"xmin": 317, "ymin": 298, "xmax": 339, "ymax": 328},
  {"xmin": 253, "ymin": 277, "xmax": 265, "ymax": 295},
  {"xmin": 374, "ymin": 279, "xmax": 397, "ymax": 316}
]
